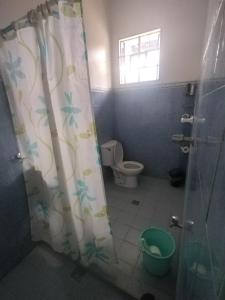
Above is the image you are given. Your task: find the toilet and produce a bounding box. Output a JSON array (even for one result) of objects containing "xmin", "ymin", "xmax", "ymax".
[{"xmin": 101, "ymin": 140, "xmax": 144, "ymax": 188}]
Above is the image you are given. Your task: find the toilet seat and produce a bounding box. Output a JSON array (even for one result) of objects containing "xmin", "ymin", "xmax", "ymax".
[
  {"xmin": 118, "ymin": 161, "xmax": 144, "ymax": 175},
  {"xmin": 113, "ymin": 142, "xmax": 144, "ymax": 175},
  {"xmin": 101, "ymin": 140, "xmax": 144, "ymax": 188}
]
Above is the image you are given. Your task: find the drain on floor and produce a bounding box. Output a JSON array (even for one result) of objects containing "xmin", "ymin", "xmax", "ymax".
[
  {"xmin": 71, "ymin": 262, "xmax": 87, "ymax": 282},
  {"xmin": 131, "ymin": 199, "xmax": 140, "ymax": 206}
]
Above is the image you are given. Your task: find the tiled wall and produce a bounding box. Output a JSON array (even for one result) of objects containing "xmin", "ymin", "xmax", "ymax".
[
  {"xmin": 177, "ymin": 11, "xmax": 225, "ymax": 295},
  {"xmin": 189, "ymin": 79, "xmax": 225, "ymax": 298},
  {"xmin": 91, "ymin": 90, "xmax": 114, "ymax": 144},
  {"xmin": 0, "ymin": 82, "xmax": 32, "ymax": 279},
  {"xmin": 94, "ymin": 84, "xmax": 195, "ymax": 178}
]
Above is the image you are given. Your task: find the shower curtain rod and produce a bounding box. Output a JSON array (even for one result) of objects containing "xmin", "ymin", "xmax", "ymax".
[{"xmin": 1, "ymin": 0, "xmax": 81, "ymax": 35}]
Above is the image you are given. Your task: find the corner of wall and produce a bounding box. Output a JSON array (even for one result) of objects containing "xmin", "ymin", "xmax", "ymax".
[{"xmin": 82, "ymin": 0, "xmax": 112, "ymax": 91}]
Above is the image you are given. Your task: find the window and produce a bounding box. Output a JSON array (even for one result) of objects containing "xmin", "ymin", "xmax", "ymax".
[{"xmin": 119, "ymin": 29, "xmax": 161, "ymax": 85}]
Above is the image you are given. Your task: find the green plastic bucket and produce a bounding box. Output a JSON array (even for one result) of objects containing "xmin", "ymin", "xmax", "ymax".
[{"xmin": 140, "ymin": 227, "xmax": 176, "ymax": 277}]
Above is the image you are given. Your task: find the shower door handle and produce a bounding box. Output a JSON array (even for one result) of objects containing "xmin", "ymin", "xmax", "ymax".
[
  {"xmin": 170, "ymin": 216, "xmax": 194, "ymax": 231},
  {"xmin": 185, "ymin": 220, "xmax": 194, "ymax": 230},
  {"xmin": 10, "ymin": 152, "xmax": 25, "ymax": 162}
]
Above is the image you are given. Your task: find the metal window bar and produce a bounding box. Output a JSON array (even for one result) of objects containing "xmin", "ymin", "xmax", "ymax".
[{"xmin": 119, "ymin": 30, "xmax": 161, "ymax": 84}]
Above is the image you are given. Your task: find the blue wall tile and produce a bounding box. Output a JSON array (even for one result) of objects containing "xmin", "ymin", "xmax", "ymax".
[
  {"xmin": 113, "ymin": 84, "xmax": 194, "ymax": 177},
  {"xmin": 91, "ymin": 85, "xmax": 194, "ymax": 178},
  {"xmin": 91, "ymin": 90, "xmax": 114, "ymax": 144},
  {"xmin": 0, "ymin": 82, "xmax": 32, "ymax": 278}
]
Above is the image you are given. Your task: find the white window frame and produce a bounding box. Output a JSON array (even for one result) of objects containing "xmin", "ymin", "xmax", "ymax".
[{"xmin": 119, "ymin": 29, "xmax": 161, "ymax": 85}]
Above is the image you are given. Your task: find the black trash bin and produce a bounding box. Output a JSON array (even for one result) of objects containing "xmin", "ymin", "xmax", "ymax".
[{"xmin": 169, "ymin": 168, "xmax": 185, "ymax": 187}]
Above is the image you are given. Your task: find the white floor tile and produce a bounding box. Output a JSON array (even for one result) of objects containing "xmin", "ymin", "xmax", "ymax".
[
  {"xmin": 132, "ymin": 214, "xmax": 154, "ymax": 231},
  {"xmin": 0, "ymin": 284, "xmax": 15, "ymax": 300},
  {"xmin": 108, "ymin": 206, "xmax": 121, "ymax": 221},
  {"xmin": 105, "ymin": 175, "xmax": 183, "ymax": 299},
  {"xmin": 115, "ymin": 260, "xmax": 134, "ymax": 275},
  {"xmin": 118, "ymin": 242, "xmax": 140, "ymax": 266},
  {"xmin": 116, "ymin": 210, "xmax": 137, "ymax": 225},
  {"xmin": 134, "ymin": 256, "xmax": 176, "ymax": 297},
  {"xmin": 113, "ymin": 237, "xmax": 123, "ymax": 254},
  {"xmin": 111, "ymin": 222, "xmax": 130, "ymax": 240},
  {"xmin": 1, "ymin": 245, "xmax": 136, "ymax": 300},
  {"xmin": 124, "ymin": 228, "xmax": 141, "ymax": 246}
]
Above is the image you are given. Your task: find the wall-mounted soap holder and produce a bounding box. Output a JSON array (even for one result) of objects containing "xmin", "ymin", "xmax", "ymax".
[
  {"xmin": 172, "ymin": 134, "xmax": 194, "ymax": 145},
  {"xmin": 172, "ymin": 134, "xmax": 224, "ymax": 145},
  {"xmin": 186, "ymin": 83, "xmax": 197, "ymax": 97},
  {"xmin": 181, "ymin": 114, "xmax": 194, "ymax": 124},
  {"xmin": 172, "ymin": 134, "xmax": 193, "ymax": 154},
  {"xmin": 180, "ymin": 114, "xmax": 206, "ymax": 125}
]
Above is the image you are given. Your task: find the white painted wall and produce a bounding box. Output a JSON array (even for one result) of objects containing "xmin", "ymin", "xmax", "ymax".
[
  {"xmin": 0, "ymin": 0, "xmax": 210, "ymax": 88},
  {"xmin": 82, "ymin": 0, "xmax": 111, "ymax": 90},
  {"xmin": 109, "ymin": 0, "xmax": 209, "ymax": 87},
  {"xmin": 205, "ymin": 0, "xmax": 221, "ymax": 40},
  {"xmin": 0, "ymin": 0, "xmax": 112, "ymax": 90},
  {"xmin": 0, "ymin": 0, "xmax": 42, "ymax": 27}
]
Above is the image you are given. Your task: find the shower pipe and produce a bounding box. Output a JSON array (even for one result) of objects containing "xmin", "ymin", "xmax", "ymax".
[{"xmin": 0, "ymin": 0, "xmax": 81, "ymax": 36}]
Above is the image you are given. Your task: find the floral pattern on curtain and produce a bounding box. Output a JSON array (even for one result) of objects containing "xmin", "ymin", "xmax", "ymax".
[{"xmin": 0, "ymin": 0, "xmax": 114, "ymax": 267}]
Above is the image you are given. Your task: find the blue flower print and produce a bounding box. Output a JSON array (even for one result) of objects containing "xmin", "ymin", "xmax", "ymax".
[
  {"xmin": 96, "ymin": 143, "xmax": 101, "ymax": 165},
  {"xmin": 37, "ymin": 201, "xmax": 48, "ymax": 218},
  {"xmin": 26, "ymin": 139, "xmax": 39, "ymax": 158},
  {"xmin": 74, "ymin": 180, "xmax": 95, "ymax": 204},
  {"xmin": 83, "ymin": 238, "xmax": 109, "ymax": 263},
  {"xmin": 61, "ymin": 92, "xmax": 81, "ymax": 127},
  {"xmin": 36, "ymin": 96, "xmax": 49, "ymax": 126},
  {"xmin": 5, "ymin": 51, "xmax": 25, "ymax": 87}
]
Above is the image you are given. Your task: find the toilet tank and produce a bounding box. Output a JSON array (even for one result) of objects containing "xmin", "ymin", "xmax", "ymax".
[{"xmin": 101, "ymin": 140, "xmax": 117, "ymax": 166}]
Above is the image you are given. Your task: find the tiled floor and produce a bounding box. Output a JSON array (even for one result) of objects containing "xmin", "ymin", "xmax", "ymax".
[
  {"xmin": 0, "ymin": 175, "xmax": 184, "ymax": 300},
  {"xmin": 105, "ymin": 175, "xmax": 185, "ymax": 300},
  {"xmin": 0, "ymin": 245, "xmax": 136, "ymax": 300}
]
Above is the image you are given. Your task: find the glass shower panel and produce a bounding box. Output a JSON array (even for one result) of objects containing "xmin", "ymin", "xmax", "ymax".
[
  {"xmin": 206, "ymin": 142, "xmax": 225, "ymax": 298},
  {"xmin": 176, "ymin": 1, "xmax": 225, "ymax": 299},
  {"xmin": 176, "ymin": 144, "xmax": 217, "ymax": 300}
]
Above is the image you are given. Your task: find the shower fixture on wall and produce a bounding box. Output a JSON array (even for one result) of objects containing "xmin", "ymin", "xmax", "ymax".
[
  {"xmin": 186, "ymin": 82, "xmax": 197, "ymax": 96},
  {"xmin": 180, "ymin": 114, "xmax": 205, "ymax": 124}
]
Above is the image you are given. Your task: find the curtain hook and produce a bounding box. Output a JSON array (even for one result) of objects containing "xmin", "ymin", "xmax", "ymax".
[
  {"xmin": 0, "ymin": 32, "xmax": 6, "ymax": 40},
  {"xmin": 45, "ymin": 1, "xmax": 51, "ymax": 15},
  {"xmin": 11, "ymin": 21, "xmax": 16, "ymax": 31},
  {"xmin": 15, "ymin": 21, "xmax": 20, "ymax": 31},
  {"xmin": 27, "ymin": 10, "xmax": 32, "ymax": 25},
  {"xmin": 40, "ymin": 4, "xmax": 47, "ymax": 18},
  {"xmin": 0, "ymin": 35, "xmax": 4, "ymax": 47},
  {"xmin": 36, "ymin": 5, "xmax": 44, "ymax": 20},
  {"xmin": 27, "ymin": 9, "xmax": 36, "ymax": 25},
  {"xmin": 36, "ymin": 5, "xmax": 41, "ymax": 16},
  {"xmin": 40, "ymin": 4, "xmax": 44, "ymax": 18}
]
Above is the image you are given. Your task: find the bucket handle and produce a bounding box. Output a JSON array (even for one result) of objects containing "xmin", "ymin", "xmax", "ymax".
[
  {"xmin": 140, "ymin": 237, "xmax": 151, "ymax": 254},
  {"xmin": 140, "ymin": 238, "xmax": 164, "ymax": 258}
]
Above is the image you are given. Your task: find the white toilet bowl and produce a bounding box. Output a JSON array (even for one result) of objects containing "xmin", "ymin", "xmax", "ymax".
[
  {"xmin": 101, "ymin": 140, "xmax": 144, "ymax": 188},
  {"xmin": 118, "ymin": 161, "xmax": 144, "ymax": 175}
]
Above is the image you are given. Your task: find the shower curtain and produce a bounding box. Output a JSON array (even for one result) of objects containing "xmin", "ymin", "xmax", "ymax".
[{"xmin": 0, "ymin": 1, "xmax": 114, "ymax": 267}]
